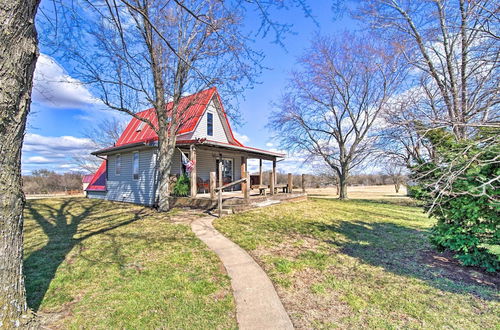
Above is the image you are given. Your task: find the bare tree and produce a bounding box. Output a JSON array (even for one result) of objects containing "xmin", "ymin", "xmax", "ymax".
[
  {"xmin": 0, "ymin": 0, "xmax": 40, "ymax": 327},
  {"xmin": 72, "ymin": 118, "xmax": 127, "ymax": 173},
  {"xmin": 270, "ymin": 34, "xmax": 404, "ymax": 199},
  {"xmin": 42, "ymin": 0, "xmax": 262, "ymax": 211},
  {"xmin": 357, "ymin": 0, "xmax": 500, "ymax": 202},
  {"xmin": 358, "ymin": 0, "xmax": 499, "ymax": 139},
  {"xmin": 383, "ymin": 158, "xmax": 406, "ymax": 193}
]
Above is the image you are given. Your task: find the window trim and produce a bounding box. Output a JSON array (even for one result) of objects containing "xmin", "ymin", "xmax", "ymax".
[
  {"xmin": 133, "ymin": 152, "xmax": 139, "ymax": 180},
  {"xmin": 207, "ymin": 112, "xmax": 213, "ymax": 136},
  {"xmin": 115, "ymin": 154, "xmax": 121, "ymax": 176}
]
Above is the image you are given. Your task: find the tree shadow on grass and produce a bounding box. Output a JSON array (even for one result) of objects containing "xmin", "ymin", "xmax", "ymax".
[
  {"xmin": 24, "ymin": 199, "xmax": 146, "ymax": 311},
  {"xmin": 308, "ymin": 220, "xmax": 499, "ymax": 301}
]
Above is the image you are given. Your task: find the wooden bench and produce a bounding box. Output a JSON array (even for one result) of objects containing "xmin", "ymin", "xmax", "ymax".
[
  {"xmin": 251, "ymin": 185, "xmax": 268, "ymax": 196},
  {"xmin": 274, "ymin": 184, "xmax": 288, "ymax": 193}
]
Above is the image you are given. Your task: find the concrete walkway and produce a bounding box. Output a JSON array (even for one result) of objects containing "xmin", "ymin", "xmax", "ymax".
[{"xmin": 191, "ymin": 217, "xmax": 294, "ymax": 330}]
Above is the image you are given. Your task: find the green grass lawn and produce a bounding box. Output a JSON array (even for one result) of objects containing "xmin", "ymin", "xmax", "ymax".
[
  {"xmin": 214, "ymin": 198, "xmax": 500, "ymax": 329},
  {"xmin": 24, "ymin": 197, "xmax": 236, "ymax": 329}
]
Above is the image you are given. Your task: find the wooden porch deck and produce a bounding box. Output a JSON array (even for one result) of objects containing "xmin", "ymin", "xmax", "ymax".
[{"xmin": 169, "ymin": 189, "xmax": 307, "ymax": 211}]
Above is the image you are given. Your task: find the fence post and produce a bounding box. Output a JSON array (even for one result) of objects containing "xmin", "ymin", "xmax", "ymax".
[
  {"xmin": 210, "ymin": 172, "xmax": 216, "ymax": 200},
  {"xmin": 301, "ymin": 174, "xmax": 306, "ymax": 193},
  {"xmin": 288, "ymin": 173, "xmax": 293, "ymax": 193}
]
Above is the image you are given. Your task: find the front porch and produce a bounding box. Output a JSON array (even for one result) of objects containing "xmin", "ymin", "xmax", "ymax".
[
  {"xmin": 173, "ymin": 140, "xmax": 307, "ymax": 215},
  {"xmin": 176, "ymin": 140, "xmax": 291, "ymax": 198}
]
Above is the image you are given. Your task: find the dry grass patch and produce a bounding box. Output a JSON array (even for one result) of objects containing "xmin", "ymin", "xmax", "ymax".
[
  {"xmin": 215, "ymin": 198, "xmax": 499, "ymax": 329},
  {"xmin": 24, "ymin": 197, "xmax": 236, "ymax": 329}
]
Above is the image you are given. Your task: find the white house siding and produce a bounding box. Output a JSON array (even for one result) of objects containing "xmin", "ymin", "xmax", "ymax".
[
  {"xmin": 179, "ymin": 100, "xmax": 229, "ymax": 143},
  {"xmin": 88, "ymin": 148, "xmax": 157, "ymax": 206}
]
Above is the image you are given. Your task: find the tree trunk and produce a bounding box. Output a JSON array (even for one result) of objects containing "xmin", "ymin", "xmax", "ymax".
[
  {"xmin": 156, "ymin": 134, "xmax": 175, "ymax": 212},
  {"xmin": 338, "ymin": 172, "xmax": 348, "ymax": 200},
  {"xmin": 0, "ymin": 0, "xmax": 40, "ymax": 327},
  {"xmin": 394, "ymin": 179, "xmax": 401, "ymax": 194}
]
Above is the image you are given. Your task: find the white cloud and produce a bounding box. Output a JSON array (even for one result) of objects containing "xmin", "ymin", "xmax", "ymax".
[
  {"xmin": 32, "ymin": 54, "xmax": 98, "ymax": 109},
  {"xmin": 22, "ymin": 134, "xmax": 97, "ymax": 173},
  {"xmin": 24, "ymin": 133, "xmax": 95, "ymax": 154},
  {"xmin": 234, "ymin": 132, "xmax": 250, "ymax": 144},
  {"xmin": 266, "ymin": 142, "xmax": 274, "ymax": 147},
  {"xmin": 26, "ymin": 156, "xmax": 51, "ymax": 164}
]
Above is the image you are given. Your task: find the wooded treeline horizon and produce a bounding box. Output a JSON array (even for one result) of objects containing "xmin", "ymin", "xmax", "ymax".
[{"xmin": 22, "ymin": 169, "xmax": 406, "ymax": 195}]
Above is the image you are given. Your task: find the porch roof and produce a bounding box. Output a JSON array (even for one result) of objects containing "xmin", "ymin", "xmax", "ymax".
[
  {"xmin": 91, "ymin": 138, "xmax": 284, "ymax": 160},
  {"xmin": 177, "ymin": 139, "xmax": 285, "ymax": 159}
]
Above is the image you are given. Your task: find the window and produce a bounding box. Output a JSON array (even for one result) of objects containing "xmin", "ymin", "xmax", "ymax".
[
  {"xmin": 115, "ymin": 154, "xmax": 121, "ymax": 175},
  {"xmin": 207, "ymin": 112, "xmax": 213, "ymax": 136},
  {"xmin": 133, "ymin": 152, "xmax": 139, "ymax": 180}
]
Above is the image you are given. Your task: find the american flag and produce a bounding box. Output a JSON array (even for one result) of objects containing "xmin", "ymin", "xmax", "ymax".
[{"xmin": 180, "ymin": 150, "xmax": 196, "ymax": 173}]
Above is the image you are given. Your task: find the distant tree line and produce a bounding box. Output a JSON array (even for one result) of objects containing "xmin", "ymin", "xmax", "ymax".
[
  {"xmin": 257, "ymin": 170, "xmax": 406, "ymax": 190},
  {"xmin": 22, "ymin": 170, "xmax": 83, "ymax": 195}
]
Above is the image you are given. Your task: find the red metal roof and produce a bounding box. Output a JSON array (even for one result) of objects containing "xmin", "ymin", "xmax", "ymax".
[
  {"xmin": 113, "ymin": 87, "xmax": 242, "ymax": 147},
  {"xmin": 86, "ymin": 160, "xmax": 107, "ymax": 191},
  {"xmin": 82, "ymin": 174, "xmax": 94, "ymax": 183}
]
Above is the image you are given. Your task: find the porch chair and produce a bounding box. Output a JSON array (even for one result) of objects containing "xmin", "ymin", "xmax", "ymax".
[{"xmin": 197, "ymin": 177, "xmax": 209, "ymax": 193}]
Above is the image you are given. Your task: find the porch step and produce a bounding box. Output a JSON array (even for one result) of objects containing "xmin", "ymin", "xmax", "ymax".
[{"xmin": 220, "ymin": 208, "xmax": 234, "ymax": 215}]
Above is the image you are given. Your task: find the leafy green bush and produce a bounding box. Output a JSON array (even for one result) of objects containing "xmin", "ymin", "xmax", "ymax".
[
  {"xmin": 406, "ymin": 184, "xmax": 425, "ymax": 199},
  {"xmin": 412, "ymin": 128, "xmax": 499, "ymax": 272},
  {"xmin": 172, "ymin": 173, "xmax": 190, "ymax": 197}
]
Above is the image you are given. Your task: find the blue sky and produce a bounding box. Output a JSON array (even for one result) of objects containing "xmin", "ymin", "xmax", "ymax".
[{"xmin": 24, "ymin": 1, "xmax": 357, "ymax": 175}]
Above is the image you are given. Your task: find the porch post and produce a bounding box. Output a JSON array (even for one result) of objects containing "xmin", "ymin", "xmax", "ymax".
[
  {"xmin": 259, "ymin": 159, "xmax": 263, "ymax": 186},
  {"xmin": 288, "ymin": 173, "xmax": 293, "ymax": 193},
  {"xmin": 272, "ymin": 159, "xmax": 277, "ymax": 192},
  {"xmin": 190, "ymin": 145, "xmax": 197, "ymax": 197},
  {"xmin": 218, "ymin": 161, "xmax": 223, "ymax": 217},
  {"xmin": 269, "ymin": 172, "xmax": 274, "ymax": 195},
  {"xmin": 241, "ymin": 156, "xmax": 247, "ymax": 192},
  {"xmin": 245, "ymin": 171, "xmax": 251, "ymax": 202},
  {"xmin": 210, "ymin": 172, "xmax": 216, "ymax": 200}
]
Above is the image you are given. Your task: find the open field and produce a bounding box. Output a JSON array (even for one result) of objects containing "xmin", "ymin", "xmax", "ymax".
[
  {"xmin": 215, "ymin": 188, "xmax": 499, "ymax": 329},
  {"xmin": 24, "ymin": 197, "xmax": 236, "ymax": 329},
  {"xmin": 307, "ymin": 184, "xmax": 408, "ymax": 200}
]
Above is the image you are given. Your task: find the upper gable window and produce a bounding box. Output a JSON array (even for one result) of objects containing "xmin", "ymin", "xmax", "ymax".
[{"xmin": 207, "ymin": 112, "xmax": 213, "ymax": 136}]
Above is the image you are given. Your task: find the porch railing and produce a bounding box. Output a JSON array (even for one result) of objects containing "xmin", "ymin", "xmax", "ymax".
[
  {"xmin": 212, "ymin": 161, "xmax": 251, "ymax": 217},
  {"xmin": 210, "ymin": 163, "xmax": 307, "ymax": 217}
]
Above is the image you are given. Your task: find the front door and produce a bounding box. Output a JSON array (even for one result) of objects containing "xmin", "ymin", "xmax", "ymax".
[{"xmin": 216, "ymin": 158, "xmax": 233, "ymax": 190}]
